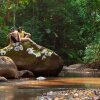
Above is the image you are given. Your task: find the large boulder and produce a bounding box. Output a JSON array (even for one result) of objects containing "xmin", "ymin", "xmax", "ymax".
[
  {"xmin": 0, "ymin": 56, "xmax": 34, "ymax": 79},
  {"xmin": 0, "ymin": 56, "xmax": 19, "ymax": 79},
  {"xmin": 0, "ymin": 41, "xmax": 63, "ymax": 76}
]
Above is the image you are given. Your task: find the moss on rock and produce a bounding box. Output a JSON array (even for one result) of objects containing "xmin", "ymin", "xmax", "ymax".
[{"xmin": 0, "ymin": 42, "xmax": 63, "ymax": 76}]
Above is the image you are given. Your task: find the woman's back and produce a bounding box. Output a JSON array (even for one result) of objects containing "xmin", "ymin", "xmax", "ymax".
[{"xmin": 10, "ymin": 30, "xmax": 20, "ymax": 43}]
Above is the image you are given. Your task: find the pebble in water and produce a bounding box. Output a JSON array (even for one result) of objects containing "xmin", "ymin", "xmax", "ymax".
[{"xmin": 37, "ymin": 89, "xmax": 100, "ymax": 100}]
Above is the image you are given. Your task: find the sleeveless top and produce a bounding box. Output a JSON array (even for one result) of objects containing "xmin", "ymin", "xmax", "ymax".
[{"xmin": 20, "ymin": 31, "xmax": 25, "ymax": 38}]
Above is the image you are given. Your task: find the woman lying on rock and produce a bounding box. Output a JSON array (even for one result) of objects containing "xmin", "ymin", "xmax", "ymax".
[{"xmin": 8, "ymin": 27, "xmax": 41, "ymax": 49}]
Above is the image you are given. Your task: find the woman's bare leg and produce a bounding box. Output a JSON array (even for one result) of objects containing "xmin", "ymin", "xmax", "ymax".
[
  {"xmin": 21, "ymin": 38, "xmax": 41, "ymax": 49},
  {"xmin": 25, "ymin": 35, "xmax": 31, "ymax": 38}
]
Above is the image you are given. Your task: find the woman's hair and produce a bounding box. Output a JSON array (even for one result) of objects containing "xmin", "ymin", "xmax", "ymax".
[
  {"xmin": 18, "ymin": 27, "xmax": 23, "ymax": 32},
  {"xmin": 10, "ymin": 27, "xmax": 16, "ymax": 32}
]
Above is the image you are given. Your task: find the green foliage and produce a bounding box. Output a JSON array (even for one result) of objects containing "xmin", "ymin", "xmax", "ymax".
[
  {"xmin": 83, "ymin": 33, "xmax": 100, "ymax": 63},
  {"xmin": 22, "ymin": 19, "xmax": 43, "ymax": 44},
  {"xmin": 0, "ymin": 17, "xmax": 4, "ymax": 24},
  {"xmin": 83, "ymin": 43, "xmax": 100, "ymax": 63},
  {"xmin": 0, "ymin": 0, "xmax": 100, "ymax": 64},
  {"xmin": 0, "ymin": 26, "xmax": 9, "ymax": 48}
]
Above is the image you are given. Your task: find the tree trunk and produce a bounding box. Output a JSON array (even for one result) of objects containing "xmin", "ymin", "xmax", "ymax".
[
  {"xmin": 4, "ymin": 0, "xmax": 10, "ymax": 25},
  {"xmin": 13, "ymin": 9, "xmax": 16, "ymax": 27}
]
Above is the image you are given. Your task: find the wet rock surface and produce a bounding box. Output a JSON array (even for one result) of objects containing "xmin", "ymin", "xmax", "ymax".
[{"xmin": 62, "ymin": 63, "xmax": 100, "ymax": 77}]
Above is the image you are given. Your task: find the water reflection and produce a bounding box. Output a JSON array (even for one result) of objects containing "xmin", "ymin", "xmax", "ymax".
[
  {"xmin": 0, "ymin": 88, "xmax": 66, "ymax": 100},
  {"xmin": 0, "ymin": 87, "xmax": 100, "ymax": 100},
  {"xmin": 0, "ymin": 69, "xmax": 100, "ymax": 99},
  {"xmin": 0, "ymin": 92, "xmax": 14, "ymax": 100},
  {"xmin": 0, "ymin": 88, "xmax": 43, "ymax": 100}
]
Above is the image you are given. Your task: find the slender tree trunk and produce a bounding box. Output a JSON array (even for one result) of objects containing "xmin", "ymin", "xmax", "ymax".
[
  {"xmin": 13, "ymin": 9, "xmax": 16, "ymax": 27},
  {"xmin": 4, "ymin": 0, "xmax": 10, "ymax": 25},
  {"xmin": 13, "ymin": 0, "xmax": 19, "ymax": 27}
]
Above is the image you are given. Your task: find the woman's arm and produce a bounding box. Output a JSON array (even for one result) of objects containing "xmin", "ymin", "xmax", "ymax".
[
  {"xmin": 23, "ymin": 31, "xmax": 31, "ymax": 38},
  {"xmin": 18, "ymin": 32, "xmax": 21, "ymax": 42}
]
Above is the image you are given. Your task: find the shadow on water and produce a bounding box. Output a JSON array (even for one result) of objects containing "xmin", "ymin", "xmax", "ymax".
[{"xmin": 0, "ymin": 68, "xmax": 100, "ymax": 99}]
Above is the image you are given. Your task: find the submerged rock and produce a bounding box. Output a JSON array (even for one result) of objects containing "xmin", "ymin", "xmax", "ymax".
[
  {"xmin": 0, "ymin": 41, "xmax": 63, "ymax": 76},
  {"xmin": 38, "ymin": 89, "xmax": 100, "ymax": 100}
]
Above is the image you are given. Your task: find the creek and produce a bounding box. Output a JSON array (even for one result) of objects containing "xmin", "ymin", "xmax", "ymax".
[{"xmin": 0, "ymin": 68, "xmax": 100, "ymax": 100}]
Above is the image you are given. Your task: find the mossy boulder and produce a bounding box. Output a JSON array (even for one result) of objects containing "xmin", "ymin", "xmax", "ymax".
[{"xmin": 0, "ymin": 42, "xmax": 63, "ymax": 76}]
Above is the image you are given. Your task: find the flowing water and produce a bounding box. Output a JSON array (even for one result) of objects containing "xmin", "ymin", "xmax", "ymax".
[{"xmin": 0, "ymin": 68, "xmax": 100, "ymax": 100}]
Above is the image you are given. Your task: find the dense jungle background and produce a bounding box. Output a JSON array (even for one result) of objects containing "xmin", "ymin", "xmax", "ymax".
[{"xmin": 0, "ymin": 0, "xmax": 100, "ymax": 65}]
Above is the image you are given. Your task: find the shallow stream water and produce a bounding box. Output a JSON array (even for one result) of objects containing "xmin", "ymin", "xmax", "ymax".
[{"xmin": 0, "ymin": 69, "xmax": 100, "ymax": 100}]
